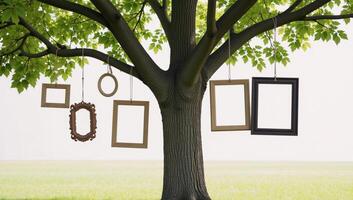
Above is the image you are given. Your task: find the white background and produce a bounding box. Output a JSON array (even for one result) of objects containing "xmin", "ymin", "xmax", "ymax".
[{"xmin": 0, "ymin": 21, "xmax": 352, "ymax": 161}]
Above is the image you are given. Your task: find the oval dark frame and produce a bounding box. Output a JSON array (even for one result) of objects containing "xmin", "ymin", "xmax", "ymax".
[
  {"xmin": 97, "ymin": 73, "xmax": 118, "ymax": 97},
  {"xmin": 69, "ymin": 101, "xmax": 97, "ymax": 142}
]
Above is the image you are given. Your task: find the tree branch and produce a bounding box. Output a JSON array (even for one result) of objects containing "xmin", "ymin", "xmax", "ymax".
[
  {"xmin": 207, "ymin": 0, "xmax": 217, "ymax": 36},
  {"xmin": 302, "ymin": 13, "xmax": 353, "ymax": 20},
  {"xmin": 19, "ymin": 48, "xmax": 139, "ymax": 78},
  {"xmin": 215, "ymin": 0, "xmax": 257, "ymax": 40},
  {"xmin": 178, "ymin": 0, "xmax": 257, "ymax": 87},
  {"xmin": 132, "ymin": 1, "xmax": 147, "ymax": 32},
  {"xmin": 283, "ymin": 0, "xmax": 303, "ymax": 14},
  {"xmin": 146, "ymin": 0, "xmax": 172, "ymax": 42},
  {"xmin": 15, "ymin": 17, "xmax": 139, "ymax": 78},
  {"xmin": 205, "ymin": 0, "xmax": 332, "ymax": 79},
  {"xmin": 37, "ymin": 0, "xmax": 108, "ymax": 27},
  {"xmin": 90, "ymin": 0, "xmax": 168, "ymax": 100},
  {"xmin": 0, "ymin": 33, "xmax": 30, "ymax": 56}
]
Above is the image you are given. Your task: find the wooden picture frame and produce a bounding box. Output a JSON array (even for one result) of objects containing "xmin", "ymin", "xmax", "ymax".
[
  {"xmin": 69, "ymin": 101, "xmax": 97, "ymax": 142},
  {"xmin": 210, "ymin": 79, "xmax": 251, "ymax": 131},
  {"xmin": 251, "ymin": 77, "xmax": 299, "ymax": 136},
  {"xmin": 41, "ymin": 83, "xmax": 70, "ymax": 108},
  {"xmin": 112, "ymin": 100, "xmax": 149, "ymax": 148},
  {"xmin": 97, "ymin": 73, "xmax": 118, "ymax": 97}
]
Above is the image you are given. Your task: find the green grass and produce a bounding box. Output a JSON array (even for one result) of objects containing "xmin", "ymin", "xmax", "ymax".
[{"xmin": 0, "ymin": 161, "xmax": 352, "ymax": 200}]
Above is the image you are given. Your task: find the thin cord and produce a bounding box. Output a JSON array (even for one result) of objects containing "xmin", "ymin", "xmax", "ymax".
[
  {"xmin": 81, "ymin": 49, "xmax": 85, "ymax": 102},
  {"xmin": 55, "ymin": 48, "xmax": 59, "ymax": 85},
  {"xmin": 129, "ymin": 67, "xmax": 133, "ymax": 102},
  {"xmin": 272, "ymin": 17, "xmax": 278, "ymax": 80},
  {"xmin": 227, "ymin": 30, "xmax": 231, "ymax": 81},
  {"xmin": 107, "ymin": 55, "xmax": 113, "ymax": 74}
]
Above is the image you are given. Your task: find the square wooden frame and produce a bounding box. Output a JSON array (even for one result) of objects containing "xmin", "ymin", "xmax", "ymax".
[
  {"xmin": 210, "ymin": 79, "xmax": 251, "ymax": 131},
  {"xmin": 41, "ymin": 83, "xmax": 70, "ymax": 108},
  {"xmin": 251, "ymin": 77, "xmax": 299, "ymax": 136},
  {"xmin": 111, "ymin": 100, "xmax": 149, "ymax": 148}
]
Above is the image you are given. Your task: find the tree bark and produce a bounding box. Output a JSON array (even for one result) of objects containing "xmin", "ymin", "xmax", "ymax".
[{"xmin": 159, "ymin": 76, "xmax": 211, "ymax": 200}]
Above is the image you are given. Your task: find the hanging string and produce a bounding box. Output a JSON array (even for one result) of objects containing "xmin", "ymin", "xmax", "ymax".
[
  {"xmin": 54, "ymin": 48, "xmax": 59, "ymax": 85},
  {"xmin": 129, "ymin": 67, "xmax": 133, "ymax": 102},
  {"xmin": 272, "ymin": 17, "xmax": 278, "ymax": 80},
  {"xmin": 107, "ymin": 55, "xmax": 113, "ymax": 74},
  {"xmin": 227, "ymin": 30, "xmax": 232, "ymax": 81},
  {"xmin": 81, "ymin": 49, "xmax": 85, "ymax": 102}
]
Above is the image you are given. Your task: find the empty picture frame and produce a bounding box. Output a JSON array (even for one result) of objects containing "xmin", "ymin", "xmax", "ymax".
[
  {"xmin": 210, "ymin": 79, "xmax": 251, "ymax": 131},
  {"xmin": 251, "ymin": 77, "xmax": 299, "ymax": 136},
  {"xmin": 41, "ymin": 83, "xmax": 70, "ymax": 108},
  {"xmin": 69, "ymin": 101, "xmax": 97, "ymax": 142},
  {"xmin": 112, "ymin": 100, "xmax": 149, "ymax": 148}
]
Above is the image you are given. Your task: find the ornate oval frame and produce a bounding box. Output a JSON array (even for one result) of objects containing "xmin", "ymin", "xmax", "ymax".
[
  {"xmin": 69, "ymin": 101, "xmax": 97, "ymax": 142},
  {"xmin": 97, "ymin": 73, "xmax": 118, "ymax": 97}
]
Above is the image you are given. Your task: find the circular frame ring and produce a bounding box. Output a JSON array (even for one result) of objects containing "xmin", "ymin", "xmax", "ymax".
[{"xmin": 98, "ymin": 73, "xmax": 118, "ymax": 97}]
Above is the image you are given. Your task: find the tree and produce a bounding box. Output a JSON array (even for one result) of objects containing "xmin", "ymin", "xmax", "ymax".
[{"xmin": 1, "ymin": 0, "xmax": 353, "ymax": 199}]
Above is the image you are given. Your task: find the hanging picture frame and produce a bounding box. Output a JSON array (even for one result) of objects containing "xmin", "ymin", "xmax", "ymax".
[
  {"xmin": 111, "ymin": 100, "xmax": 149, "ymax": 148},
  {"xmin": 97, "ymin": 73, "xmax": 118, "ymax": 97},
  {"xmin": 97, "ymin": 56, "xmax": 118, "ymax": 97},
  {"xmin": 69, "ymin": 101, "xmax": 97, "ymax": 142},
  {"xmin": 209, "ymin": 79, "xmax": 251, "ymax": 131},
  {"xmin": 68, "ymin": 49, "xmax": 97, "ymax": 142},
  {"xmin": 41, "ymin": 83, "xmax": 71, "ymax": 108},
  {"xmin": 251, "ymin": 77, "xmax": 299, "ymax": 136}
]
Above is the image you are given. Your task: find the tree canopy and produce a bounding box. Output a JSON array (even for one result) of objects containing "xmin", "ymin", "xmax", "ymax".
[{"xmin": 0, "ymin": 0, "xmax": 352, "ymax": 93}]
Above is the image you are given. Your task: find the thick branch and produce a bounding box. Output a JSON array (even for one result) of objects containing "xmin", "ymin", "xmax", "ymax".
[
  {"xmin": 215, "ymin": 0, "xmax": 257, "ymax": 40},
  {"xmin": 37, "ymin": 0, "xmax": 108, "ymax": 27},
  {"xmin": 16, "ymin": 18, "xmax": 138, "ymax": 78},
  {"xmin": 19, "ymin": 48, "xmax": 139, "ymax": 78},
  {"xmin": 90, "ymin": 0, "xmax": 168, "ymax": 100},
  {"xmin": 178, "ymin": 0, "xmax": 256, "ymax": 87},
  {"xmin": 205, "ymin": 0, "xmax": 332, "ymax": 79},
  {"xmin": 19, "ymin": 18, "xmax": 54, "ymax": 49},
  {"xmin": 146, "ymin": 0, "xmax": 172, "ymax": 42},
  {"xmin": 207, "ymin": 0, "xmax": 217, "ymax": 36}
]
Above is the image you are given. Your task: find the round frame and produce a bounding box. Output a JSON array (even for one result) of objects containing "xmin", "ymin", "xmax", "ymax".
[
  {"xmin": 69, "ymin": 101, "xmax": 97, "ymax": 142},
  {"xmin": 97, "ymin": 73, "xmax": 118, "ymax": 97}
]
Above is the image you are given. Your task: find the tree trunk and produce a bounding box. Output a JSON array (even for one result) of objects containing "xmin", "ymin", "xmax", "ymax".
[{"xmin": 159, "ymin": 78, "xmax": 211, "ymax": 200}]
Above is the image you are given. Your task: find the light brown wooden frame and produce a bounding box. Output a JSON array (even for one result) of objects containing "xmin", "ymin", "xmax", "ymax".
[
  {"xmin": 97, "ymin": 73, "xmax": 118, "ymax": 97},
  {"xmin": 112, "ymin": 100, "xmax": 149, "ymax": 148},
  {"xmin": 41, "ymin": 83, "xmax": 70, "ymax": 108},
  {"xmin": 210, "ymin": 79, "xmax": 251, "ymax": 131}
]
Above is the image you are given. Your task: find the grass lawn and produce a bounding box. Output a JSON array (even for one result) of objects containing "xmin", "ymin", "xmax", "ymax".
[{"xmin": 0, "ymin": 161, "xmax": 352, "ymax": 200}]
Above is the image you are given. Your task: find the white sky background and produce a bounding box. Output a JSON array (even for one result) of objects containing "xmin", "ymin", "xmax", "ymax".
[{"xmin": 0, "ymin": 17, "xmax": 353, "ymax": 161}]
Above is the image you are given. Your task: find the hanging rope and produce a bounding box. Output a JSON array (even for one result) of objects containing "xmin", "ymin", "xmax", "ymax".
[
  {"xmin": 107, "ymin": 55, "xmax": 113, "ymax": 74},
  {"xmin": 54, "ymin": 48, "xmax": 59, "ymax": 85},
  {"xmin": 272, "ymin": 17, "xmax": 278, "ymax": 80},
  {"xmin": 227, "ymin": 30, "xmax": 232, "ymax": 81},
  {"xmin": 81, "ymin": 49, "xmax": 85, "ymax": 102},
  {"xmin": 129, "ymin": 67, "xmax": 133, "ymax": 102}
]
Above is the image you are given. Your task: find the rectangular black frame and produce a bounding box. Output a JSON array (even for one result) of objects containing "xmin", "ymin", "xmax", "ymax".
[{"xmin": 251, "ymin": 77, "xmax": 299, "ymax": 136}]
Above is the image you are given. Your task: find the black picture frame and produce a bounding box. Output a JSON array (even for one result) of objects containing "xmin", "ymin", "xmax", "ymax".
[{"xmin": 251, "ymin": 77, "xmax": 299, "ymax": 136}]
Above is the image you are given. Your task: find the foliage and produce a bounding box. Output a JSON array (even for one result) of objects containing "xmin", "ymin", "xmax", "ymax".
[{"xmin": 0, "ymin": 0, "xmax": 352, "ymax": 92}]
